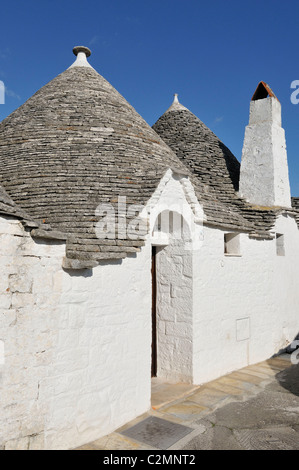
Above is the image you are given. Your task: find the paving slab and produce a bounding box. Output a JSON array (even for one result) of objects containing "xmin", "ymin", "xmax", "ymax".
[
  {"xmin": 217, "ymin": 377, "xmax": 253, "ymax": 392},
  {"xmin": 76, "ymin": 444, "xmax": 98, "ymax": 450},
  {"xmin": 159, "ymin": 401, "xmax": 208, "ymax": 422},
  {"xmin": 205, "ymin": 380, "xmax": 245, "ymax": 395},
  {"xmin": 247, "ymin": 364, "xmax": 281, "ymax": 376},
  {"xmin": 185, "ymin": 386, "xmax": 230, "ymax": 408},
  {"xmin": 267, "ymin": 357, "xmax": 292, "ymax": 366},
  {"xmin": 89, "ymin": 432, "xmax": 153, "ymax": 450},
  {"xmin": 229, "ymin": 370, "xmax": 268, "ymax": 385},
  {"xmin": 266, "ymin": 361, "xmax": 293, "ymax": 371},
  {"xmin": 235, "ymin": 367, "xmax": 272, "ymax": 380},
  {"xmin": 151, "ymin": 379, "xmax": 199, "ymax": 410}
]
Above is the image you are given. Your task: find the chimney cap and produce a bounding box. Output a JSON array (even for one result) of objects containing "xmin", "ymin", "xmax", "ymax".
[
  {"xmin": 251, "ymin": 81, "xmax": 278, "ymax": 102},
  {"xmin": 72, "ymin": 46, "xmax": 91, "ymax": 57}
]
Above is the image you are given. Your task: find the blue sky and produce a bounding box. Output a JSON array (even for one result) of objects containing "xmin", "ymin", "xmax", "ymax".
[{"xmin": 1, "ymin": 0, "xmax": 299, "ymax": 195}]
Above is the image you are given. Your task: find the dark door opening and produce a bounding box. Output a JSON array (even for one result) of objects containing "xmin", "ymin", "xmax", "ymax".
[{"xmin": 151, "ymin": 246, "xmax": 157, "ymax": 377}]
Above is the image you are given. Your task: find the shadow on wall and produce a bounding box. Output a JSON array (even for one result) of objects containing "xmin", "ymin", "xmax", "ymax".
[
  {"xmin": 218, "ymin": 141, "xmax": 240, "ymax": 192},
  {"xmin": 62, "ymin": 267, "xmax": 93, "ymax": 278},
  {"xmin": 269, "ymin": 333, "xmax": 299, "ymax": 397}
]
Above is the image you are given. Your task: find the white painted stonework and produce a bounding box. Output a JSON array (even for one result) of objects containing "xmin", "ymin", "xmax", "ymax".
[
  {"xmin": 0, "ymin": 215, "xmax": 152, "ymax": 450},
  {"xmin": 0, "ymin": 173, "xmax": 299, "ymax": 450},
  {"xmin": 68, "ymin": 51, "xmax": 94, "ymax": 70},
  {"xmin": 192, "ymin": 214, "xmax": 299, "ymax": 384},
  {"xmin": 239, "ymin": 97, "xmax": 292, "ymax": 208},
  {"xmin": 164, "ymin": 94, "xmax": 189, "ymax": 114}
]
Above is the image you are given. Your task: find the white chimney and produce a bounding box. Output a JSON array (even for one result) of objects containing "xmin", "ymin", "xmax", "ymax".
[{"xmin": 239, "ymin": 82, "xmax": 291, "ymax": 208}]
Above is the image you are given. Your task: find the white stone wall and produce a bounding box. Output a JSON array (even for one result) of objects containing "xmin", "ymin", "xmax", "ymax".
[
  {"xmin": 42, "ymin": 248, "xmax": 152, "ymax": 450},
  {"xmin": 0, "ymin": 216, "xmax": 65, "ymax": 450},
  {"xmin": 192, "ymin": 214, "xmax": 299, "ymax": 384},
  {"xmin": 0, "ymin": 215, "xmax": 152, "ymax": 450}
]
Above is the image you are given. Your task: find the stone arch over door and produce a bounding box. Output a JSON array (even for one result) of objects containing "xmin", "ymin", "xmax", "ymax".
[{"xmin": 152, "ymin": 210, "xmax": 193, "ymax": 384}]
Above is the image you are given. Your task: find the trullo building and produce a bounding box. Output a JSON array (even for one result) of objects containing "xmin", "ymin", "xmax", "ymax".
[{"xmin": 0, "ymin": 47, "xmax": 298, "ymax": 450}]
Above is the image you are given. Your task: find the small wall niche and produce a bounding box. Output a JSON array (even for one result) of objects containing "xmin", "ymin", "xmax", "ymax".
[
  {"xmin": 236, "ymin": 318, "xmax": 250, "ymax": 341},
  {"xmin": 276, "ymin": 233, "xmax": 285, "ymax": 256},
  {"xmin": 224, "ymin": 233, "xmax": 241, "ymax": 256}
]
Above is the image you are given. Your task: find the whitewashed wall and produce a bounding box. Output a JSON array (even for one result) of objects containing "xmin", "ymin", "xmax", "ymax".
[
  {"xmin": 0, "ymin": 215, "xmax": 152, "ymax": 450},
  {"xmin": 192, "ymin": 214, "xmax": 299, "ymax": 384},
  {"xmin": 1, "ymin": 197, "xmax": 299, "ymax": 449}
]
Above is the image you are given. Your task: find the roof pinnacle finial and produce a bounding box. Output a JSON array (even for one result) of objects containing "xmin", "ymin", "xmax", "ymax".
[
  {"xmin": 69, "ymin": 46, "xmax": 93, "ymax": 70},
  {"xmin": 164, "ymin": 93, "xmax": 188, "ymax": 114},
  {"xmin": 73, "ymin": 46, "xmax": 91, "ymax": 57}
]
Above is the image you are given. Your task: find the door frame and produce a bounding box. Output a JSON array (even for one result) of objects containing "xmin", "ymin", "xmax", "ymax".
[{"xmin": 151, "ymin": 246, "xmax": 157, "ymax": 377}]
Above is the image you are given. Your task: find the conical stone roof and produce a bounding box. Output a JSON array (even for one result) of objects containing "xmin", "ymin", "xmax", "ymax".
[
  {"xmin": 153, "ymin": 96, "xmax": 241, "ymax": 200},
  {"xmin": 0, "ymin": 51, "xmax": 281, "ymax": 267},
  {"xmin": 0, "ymin": 48, "xmax": 208, "ymax": 266},
  {"xmin": 153, "ymin": 96, "xmax": 279, "ymax": 234}
]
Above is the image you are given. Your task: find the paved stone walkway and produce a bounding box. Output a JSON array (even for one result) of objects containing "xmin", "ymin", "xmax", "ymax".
[{"xmin": 76, "ymin": 354, "xmax": 299, "ymax": 450}]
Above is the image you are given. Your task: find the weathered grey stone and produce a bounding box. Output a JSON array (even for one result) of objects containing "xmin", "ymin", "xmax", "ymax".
[
  {"xmin": 31, "ymin": 228, "xmax": 67, "ymax": 241},
  {"xmin": 291, "ymin": 198, "xmax": 299, "ymax": 227},
  {"xmin": 62, "ymin": 257, "xmax": 98, "ymax": 270}
]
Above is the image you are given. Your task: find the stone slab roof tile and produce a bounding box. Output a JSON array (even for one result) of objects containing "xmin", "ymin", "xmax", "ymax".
[
  {"xmin": 0, "ymin": 184, "xmax": 39, "ymax": 227},
  {"xmin": 291, "ymin": 198, "xmax": 299, "ymax": 227}
]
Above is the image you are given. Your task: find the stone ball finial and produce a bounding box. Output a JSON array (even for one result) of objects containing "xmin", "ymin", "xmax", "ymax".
[{"xmin": 73, "ymin": 46, "xmax": 91, "ymax": 57}]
